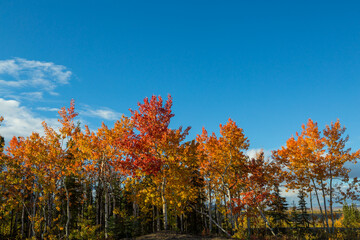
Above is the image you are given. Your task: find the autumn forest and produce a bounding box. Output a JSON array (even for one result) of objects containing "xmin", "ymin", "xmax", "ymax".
[{"xmin": 1, "ymin": 95, "xmax": 360, "ymax": 239}]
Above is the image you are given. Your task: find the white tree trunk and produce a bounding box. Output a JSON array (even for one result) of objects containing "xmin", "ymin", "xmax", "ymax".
[{"xmin": 161, "ymin": 177, "xmax": 168, "ymax": 230}]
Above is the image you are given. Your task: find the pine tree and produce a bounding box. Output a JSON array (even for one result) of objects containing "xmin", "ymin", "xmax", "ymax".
[
  {"xmin": 342, "ymin": 202, "xmax": 360, "ymax": 228},
  {"xmin": 0, "ymin": 116, "xmax": 4, "ymax": 153},
  {"xmin": 290, "ymin": 201, "xmax": 299, "ymax": 229},
  {"xmin": 268, "ymin": 185, "xmax": 289, "ymax": 231},
  {"xmin": 0, "ymin": 136, "xmax": 4, "ymax": 152},
  {"xmin": 297, "ymin": 189, "xmax": 310, "ymax": 228}
]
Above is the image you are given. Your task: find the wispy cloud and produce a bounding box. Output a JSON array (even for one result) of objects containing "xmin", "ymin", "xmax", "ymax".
[
  {"xmin": 21, "ymin": 92, "xmax": 43, "ymax": 101},
  {"xmin": 0, "ymin": 98, "xmax": 60, "ymax": 143},
  {"xmin": 0, "ymin": 57, "xmax": 124, "ymax": 142},
  {"xmin": 80, "ymin": 106, "xmax": 123, "ymax": 121},
  {"xmin": 0, "ymin": 58, "xmax": 72, "ymax": 98},
  {"xmin": 36, "ymin": 106, "xmax": 60, "ymax": 112}
]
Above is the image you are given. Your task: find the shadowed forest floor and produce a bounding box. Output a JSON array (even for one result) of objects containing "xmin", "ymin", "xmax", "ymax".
[{"xmin": 131, "ymin": 231, "xmax": 229, "ymax": 240}]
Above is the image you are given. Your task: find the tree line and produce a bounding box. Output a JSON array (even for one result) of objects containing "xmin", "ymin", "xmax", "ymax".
[{"xmin": 0, "ymin": 95, "xmax": 359, "ymax": 239}]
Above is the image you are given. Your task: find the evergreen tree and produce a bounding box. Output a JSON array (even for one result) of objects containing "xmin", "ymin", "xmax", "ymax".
[
  {"xmin": 297, "ymin": 189, "xmax": 310, "ymax": 228},
  {"xmin": 0, "ymin": 136, "xmax": 4, "ymax": 152},
  {"xmin": 0, "ymin": 116, "xmax": 3, "ymax": 153},
  {"xmin": 290, "ymin": 201, "xmax": 299, "ymax": 229},
  {"xmin": 268, "ymin": 185, "xmax": 289, "ymax": 231},
  {"xmin": 342, "ymin": 202, "xmax": 360, "ymax": 228}
]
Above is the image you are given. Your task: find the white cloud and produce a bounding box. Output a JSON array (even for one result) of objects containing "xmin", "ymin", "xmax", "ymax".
[
  {"xmin": 0, "ymin": 58, "xmax": 123, "ymax": 142},
  {"xmin": 21, "ymin": 92, "xmax": 43, "ymax": 101},
  {"xmin": 0, "ymin": 80, "xmax": 26, "ymax": 87},
  {"xmin": 0, "ymin": 98, "xmax": 59, "ymax": 143},
  {"xmin": 80, "ymin": 106, "xmax": 123, "ymax": 121},
  {"xmin": 246, "ymin": 148, "xmax": 272, "ymax": 160},
  {"xmin": 37, "ymin": 107, "xmax": 60, "ymax": 112},
  {"xmin": 0, "ymin": 59, "xmax": 20, "ymax": 75},
  {"xmin": 0, "ymin": 58, "xmax": 72, "ymax": 98}
]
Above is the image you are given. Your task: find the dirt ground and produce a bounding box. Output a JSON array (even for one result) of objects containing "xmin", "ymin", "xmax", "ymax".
[{"xmin": 133, "ymin": 231, "xmax": 229, "ymax": 240}]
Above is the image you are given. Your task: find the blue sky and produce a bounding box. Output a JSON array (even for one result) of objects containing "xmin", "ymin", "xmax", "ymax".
[{"xmin": 1, "ymin": 0, "xmax": 360, "ymax": 171}]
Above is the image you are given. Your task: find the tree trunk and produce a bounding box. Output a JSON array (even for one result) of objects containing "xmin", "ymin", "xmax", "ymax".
[
  {"xmin": 152, "ymin": 205, "xmax": 155, "ymax": 233},
  {"xmin": 156, "ymin": 206, "xmax": 160, "ymax": 231},
  {"xmin": 309, "ymin": 191, "xmax": 316, "ymax": 228},
  {"xmin": 133, "ymin": 198, "xmax": 138, "ymax": 231},
  {"xmin": 161, "ymin": 177, "xmax": 168, "ymax": 230},
  {"xmin": 215, "ymin": 203, "xmax": 220, "ymax": 234},
  {"xmin": 191, "ymin": 204, "xmax": 231, "ymax": 238},
  {"xmin": 14, "ymin": 211, "xmax": 19, "ymax": 238},
  {"xmin": 64, "ymin": 180, "xmax": 70, "ymax": 240},
  {"xmin": 203, "ymin": 205, "xmax": 208, "ymax": 231},
  {"xmin": 329, "ymin": 173, "xmax": 335, "ymax": 233},
  {"xmin": 247, "ymin": 206, "xmax": 251, "ymax": 239},
  {"xmin": 104, "ymin": 183, "xmax": 109, "ymax": 239},
  {"xmin": 257, "ymin": 207, "xmax": 275, "ymax": 236},
  {"xmin": 208, "ymin": 183, "xmax": 212, "ymax": 233},
  {"xmin": 226, "ymin": 187, "xmax": 235, "ymax": 230},
  {"xmin": 180, "ymin": 214, "xmax": 184, "ymax": 232},
  {"xmin": 42, "ymin": 204, "xmax": 47, "ymax": 238},
  {"xmin": 9, "ymin": 210, "xmax": 14, "ymax": 237},
  {"xmin": 31, "ymin": 191, "xmax": 36, "ymax": 237},
  {"xmin": 311, "ymin": 179, "xmax": 326, "ymax": 230},
  {"xmin": 96, "ymin": 181, "xmax": 102, "ymax": 227},
  {"xmin": 321, "ymin": 184, "xmax": 330, "ymax": 233},
  {"xmin": 21, "ymin": 206, "xmax": 24, "ymax": 238},
  {"xmin": 113, "ymin": 193, "xmax": 116, "ymax": 217},
  {"xmin": 82, "ymin": 183, "xmax": 86, "ymax": 221},
  {"xmin": 48, "ymin": 193, "xmax": 53, "ymax": 231},
  {"xmin": 222, "ymin": 187, "xmax": 230, "ymax": 230}
]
